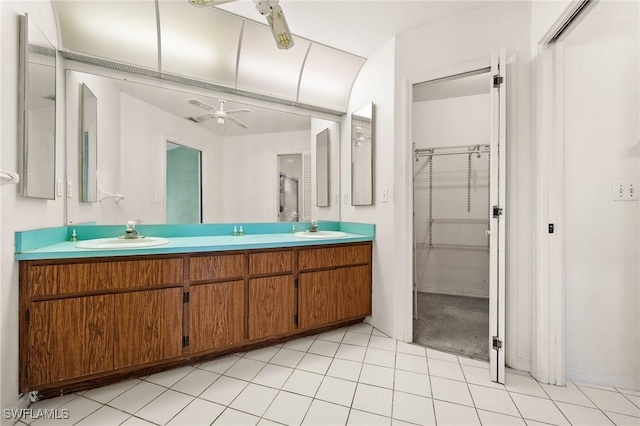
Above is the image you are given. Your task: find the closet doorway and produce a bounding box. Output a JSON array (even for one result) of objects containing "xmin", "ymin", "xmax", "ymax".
[{"xmin": 411, "ymin": 54, "xmax": 506, "ymax": 383}]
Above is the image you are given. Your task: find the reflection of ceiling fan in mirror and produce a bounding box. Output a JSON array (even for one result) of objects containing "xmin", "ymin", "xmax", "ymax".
[
  {"xmin": 186, "ymin": 98, "xmax": 251, "ymax": 129},
  {"xmin": 187, "ymin": 0, "xmax": 294, "ymax": 49}
]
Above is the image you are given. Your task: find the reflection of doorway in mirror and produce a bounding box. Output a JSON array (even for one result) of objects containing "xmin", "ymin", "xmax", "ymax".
[
  {"xmin": 166, "ymin": 142, "xmax": 202, "ymax": 224},
  {"xmin": 277, "ymin": 154, "xmax": 311, "ymax": 222}
]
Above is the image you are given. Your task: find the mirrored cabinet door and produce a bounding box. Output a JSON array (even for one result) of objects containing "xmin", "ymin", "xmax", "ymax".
[
  {"xmin": 19, "ymin": 14, "xmax": 57, "ymax": 199},
  {"xmin": 316, "ymin": 128, "xmax": 330, "ymax": 207},
  {"xmin": 80, "ymin": 83, "xmax": 98, "ymax": 202},
  {"xmin": 351, "ymin": 103, "xmax": 374, "ymax": 206}
]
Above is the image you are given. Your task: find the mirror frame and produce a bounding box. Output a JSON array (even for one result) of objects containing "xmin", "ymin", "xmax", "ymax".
[
  {"xmin": 80, "ymin": 83, "xmax": 98, "ymax": 202},
  {"xmin": 351, "ymin": 102, "xmax": 374, "ymax": 206},
  {"xmin": 18, "ymin": 13, "xmax": 57, "ymax": 200},
  {"xmin": 316, "ymin": 128, "xmax": 330, "ymax": 207}
]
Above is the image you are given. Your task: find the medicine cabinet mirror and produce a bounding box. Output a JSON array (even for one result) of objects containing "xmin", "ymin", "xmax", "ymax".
[
  {"xmin": 351, "ymin": 102, "xmax": 374, "ymax": 206},
  {"xmin": 316, "ymin": 129, "xmax": 330, "ymax": 207},
  {"xmin": 18, "ymin": 14, "xmax": 57, "ymax": 199},
  {"xmin": 80, "ymin": 83, "xmax": 98, "ymax": 202}
]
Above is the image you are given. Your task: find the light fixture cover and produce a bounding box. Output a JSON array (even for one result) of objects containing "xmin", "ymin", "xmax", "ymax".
[{"xmin": 267, "ymin": 5, "xmax": 294, "ymax": 50}]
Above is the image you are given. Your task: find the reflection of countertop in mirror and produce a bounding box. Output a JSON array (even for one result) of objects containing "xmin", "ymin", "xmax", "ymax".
[{"xmin": 15, "ymin": 221, "xmax": 375, "ymax": 261}]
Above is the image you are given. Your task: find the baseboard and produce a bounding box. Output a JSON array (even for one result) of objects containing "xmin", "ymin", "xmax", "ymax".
[
  {"xmin": 2, "ymin": 393, "xmax": 31, "ymax": 426},
  {"xmin": 567, "ymin": 365, "xmax": 640, "ymax": 391},
  {"xmin": 514, "ymin": 357, "xmax": 532, "ymax": 373},
  {"xmin": 416, "ymin": 287, "xmax": 489, "ymax": 299}
]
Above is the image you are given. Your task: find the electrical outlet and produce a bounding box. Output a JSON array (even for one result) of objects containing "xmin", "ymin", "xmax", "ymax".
[
  {"xmin": 66, "ymin": 181, "xmax": 73, "ymax": 198},
  {"xmin": 343, "ymin": 193, "xmax": 349, "ymax": 204},
  {"xmin": 155, "ymin": 195, "xmax": 162, "ymax": 204},
  {"xmin": 612, "ymin": 181, "xmax": 639, "ymax": 201},
  {"xmin": 381, "ymin": 188, "xmax": 388, "ymax": 203},
  {"xmin": 335, "ymin": 194, "xmax": 340, "ymax": 205}
]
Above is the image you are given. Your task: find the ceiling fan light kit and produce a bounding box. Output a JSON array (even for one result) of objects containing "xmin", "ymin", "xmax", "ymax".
[{"xmin": 187, "ymin": 0, "xmax": 294, "ymax": 50}]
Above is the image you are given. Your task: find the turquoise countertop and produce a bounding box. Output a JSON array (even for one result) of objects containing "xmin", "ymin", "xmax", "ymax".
[{"xmin": 15, "ymin": 221, "xmax": 375, "ymax": 261}]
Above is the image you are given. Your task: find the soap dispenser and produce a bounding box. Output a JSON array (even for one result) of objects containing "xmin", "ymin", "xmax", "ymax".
[
  {"xmin": 233, "ymin": 226, "xmax": 238, "ymax": 237},
  {"xmin": 70, "ymin": 229, "xmax": 78, "ymax": 242},
  {"xmin": 239, "ymin": 226, "xmax": 244, "ymax": 237}
]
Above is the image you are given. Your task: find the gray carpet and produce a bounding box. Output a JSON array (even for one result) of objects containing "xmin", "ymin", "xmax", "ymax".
[{"xmin": 413, "ymin": 292, "xmax": 489, "ymax": 361}]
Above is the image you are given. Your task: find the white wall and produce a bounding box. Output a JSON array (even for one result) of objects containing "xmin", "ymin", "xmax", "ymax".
[
  {"xmin": 391, "ymin": 1, "xmax": 533, "ymax": 371},
  {"xmin": 341, "ymin": 37, "xmax": 396, "ymax": 337},
  {"xmin": 413, "ymin": 94, "xmax": 490, "ymax": 298},
  {"xmin": 120, "ymin": 94, "xmax": 224, "ymax": 224},
  {"xmin": 562, "ymin": 0, "xmax": 639, "ymax": 390},
  {"xmin": 222, "ymin": 130, "xmax": 310, "ymax": 223},
  {"xmin": 0, "ymin": 1, "xmax": 62, "ymax": 421}
]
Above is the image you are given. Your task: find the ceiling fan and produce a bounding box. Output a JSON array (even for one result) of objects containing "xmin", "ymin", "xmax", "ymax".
[
  {"xmin": 186, "ymin": 98, "xmax": 251, "ymax": 129},
  {"xmin": 188, "ymin": 0, "xmax": 294, "ymax": 49}
]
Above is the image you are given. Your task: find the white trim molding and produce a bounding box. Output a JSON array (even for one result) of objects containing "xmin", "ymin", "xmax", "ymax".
[{"xmin": 531, "ymin": 0, "xmax": 588, "ymax": 386}]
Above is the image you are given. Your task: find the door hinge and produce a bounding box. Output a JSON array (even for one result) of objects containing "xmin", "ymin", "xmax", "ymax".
[
  {"xmin": 493, "ymin": 74, "xmax": 503, "ymax": 88},
  {"xmin": 25, "ymin": 309, "xmax": 30, "ymax": 324},
  {"xmin": 493, "ymin": 206, "xmax": 503, "ymax": 218},
  {"xmin": 182, "ymin": 336, "xmax": 190, "ymax": 347},
  {"xmin": 294, "ymin": 314, "xmax": 299, "ymax": 326},
  {"xmin": 183, "ymin": 292, "xmax": 190, "ymax": 303},
  {"xmin": 492, "ymin": 336, "xmax": 503, "ymax": 350},
  {"xmin": 294, "ymin": 278, "xmax": 299, "ymax": 288}
]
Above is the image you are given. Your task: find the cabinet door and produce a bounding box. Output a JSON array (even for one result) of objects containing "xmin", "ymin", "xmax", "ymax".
[
  {"xmin": 298, "ymin": 269, "xmax": 340, "ymax": 329},
  {"xmin": 114, "ymin": 288, "xmax": 183, "ymax": 368},
  {"xmin": 299, "ymin": 266, "xmax": 371, "ymax": 330},
  {"xmin": 189, "ymin": 281, "xmax": 245, "ymax": 353},
  {"xmin": 249, "ymin": 276, "xmax": 295, "ymax": 340},
  {"xmin": 28, "ymin": 295, "xmax": 114, "ymax": 387}
]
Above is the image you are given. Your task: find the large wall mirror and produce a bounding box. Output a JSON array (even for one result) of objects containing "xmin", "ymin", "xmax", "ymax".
[
  {"xmin": 65, "ymin": 69, "xmax": 340, "ymax": 225},
  {"xmin": 19, "ymin": 14, "xmax": 57, "ymax": 199},
  {"xmin": 316, "ymin": 129, "xmax": 330, "ymax": 207},
  {"xmin": 80, "ymin": 83, "xmax": 98, "ymax": 202},
  {"xmin": 351, "ymin": 102, "xmax": 374, "ymax": 206}
]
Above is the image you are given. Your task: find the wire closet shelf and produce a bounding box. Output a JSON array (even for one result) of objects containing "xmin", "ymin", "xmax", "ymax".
[{"xmin": 412, "ymin": 144, "xmax": 491, "ymax": 320}]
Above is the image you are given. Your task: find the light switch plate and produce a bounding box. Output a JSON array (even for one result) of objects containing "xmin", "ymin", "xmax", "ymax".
[
  {"xmin": 343, "ymin": 193, "xmax": 349, "ymax": 204},
  {"xmin": 57, "ymin": 179, "xmax": 63, "ymax": 197},
  {"xmin": 66, "ymin": 181, "xmax": 73, "ymax": 198},
  {"xmin": 612, "ymin": 181, "xmax": 638, "ymax": 201},
  {"xmin": 381, "ymin": 188, "xmax": 389, "ymax": 203}
]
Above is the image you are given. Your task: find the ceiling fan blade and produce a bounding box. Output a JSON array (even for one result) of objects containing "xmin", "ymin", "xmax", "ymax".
[
  {"xmin": 227, "ymin": 115, "xmax": 249, "ymax": 129},
  {"xmin": 267, "ymin": 4, "xmax": 294, "ymax": 50},
  {"xmin": 187, "ymin": 98, "xmax": 216, "ymax": 111},
  {"xmin": 225, "ymin": 109, "xmax": 252, "ymax": 114},
  {"xmin": 188, "ymin": 113, "xmax": 216, "ymax": 123},
  {"xmin": 188, "ymin": 0, "xmax": 238, "ymax": 8}
]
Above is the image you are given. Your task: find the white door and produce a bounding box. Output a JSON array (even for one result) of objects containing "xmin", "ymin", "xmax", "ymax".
[{"xmin": 489, "ymin": 47, "xmax": 507, "ymax": 384}]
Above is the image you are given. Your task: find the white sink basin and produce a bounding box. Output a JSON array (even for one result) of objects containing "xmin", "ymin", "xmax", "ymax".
[
  {"xmin": 293, "ymin": 231, "xmax": 347, "ymax": 239},
  {"xmin": 76, "ymin": 237, "xmax": 169, "ymax": 249}
]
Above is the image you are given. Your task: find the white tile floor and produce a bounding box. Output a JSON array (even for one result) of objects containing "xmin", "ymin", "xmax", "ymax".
[{"xmin": 19, "ymin": 323, "xmax": 640, "ymax": 426}]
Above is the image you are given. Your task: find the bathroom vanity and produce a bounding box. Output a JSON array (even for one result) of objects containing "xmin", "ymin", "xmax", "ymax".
[{"xmin": 16, "ymin": 224, "xmax": 373, "ymax": 398}]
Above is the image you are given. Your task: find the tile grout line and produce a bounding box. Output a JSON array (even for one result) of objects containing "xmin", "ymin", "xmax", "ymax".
[{"xmin": 456, "ymin": 354, "xmax": 486, "ymax": 425}]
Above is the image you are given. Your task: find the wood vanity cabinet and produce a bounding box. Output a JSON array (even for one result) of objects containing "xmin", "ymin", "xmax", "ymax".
[
  {"xmin": 19, "ymin": 242, "xmax": 371, "ymax": 397},
  {"xmin": 298, "ymin": 244, "xmax": 372, "ymax": 329}
]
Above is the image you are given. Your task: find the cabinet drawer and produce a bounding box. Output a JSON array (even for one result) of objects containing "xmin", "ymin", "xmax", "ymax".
[
  {"xmin": 190, "ymin": 254, "xmax": 245, "ymax": 282},
  {"xmin": 26, "ymin": 258, "xmax": 183, "ymax": 297},
  {"xmin": 249, "ymin": 250, "xmax": 294, "ymax": 276},
  {"xmin": 298, "ymin": 244, "xmax": 371, "ymax": 270}
]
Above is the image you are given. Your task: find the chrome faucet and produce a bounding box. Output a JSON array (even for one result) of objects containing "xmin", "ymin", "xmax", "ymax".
[
  {"xmin": 308, "ymin": 220, "xmax": 319, "ymax": 232},
  {"xmin": 123, "ymin": 221, "xmax": 139, "ymax": 239}
]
